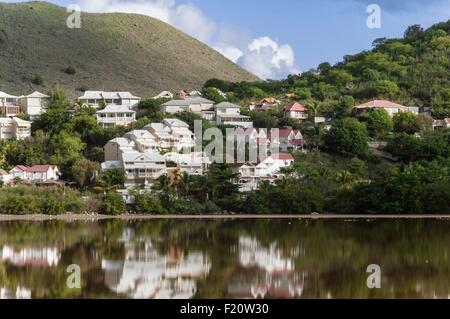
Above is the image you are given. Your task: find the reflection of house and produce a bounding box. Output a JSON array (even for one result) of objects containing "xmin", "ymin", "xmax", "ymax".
[
  {"xmin": 102, "ymin": 242, "xmax": 211, "ymax": 299},
  {"xmin": 0, "ymin": 246, "xmax": 60, "ymax": 267},
  {"xmin": 228, "ymin": 237, "xmax": 305, "ymax": 299},
  {"xmin": 0, "ymin": 287, "xmax": 32, "ymax": 299},
  {"xmin": 353, "ymin": 100, "xmax": 408, "ymax": 117},
  {"xmin": 78, "ymin": 91, "xmax": 141, "ymax": 109}
]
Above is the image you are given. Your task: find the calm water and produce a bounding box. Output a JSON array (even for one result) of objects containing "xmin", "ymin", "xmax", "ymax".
[{"xmin": 0, "ymin": 219, "xmax": 450, "ymax": 299}]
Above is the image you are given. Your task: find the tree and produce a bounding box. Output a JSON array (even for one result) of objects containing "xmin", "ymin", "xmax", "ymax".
[
  {"xmin": 386, "ymin": 133, "xmax": 422, "ymax": 163},
  {"xmin": 404, "ymin": 24, "xmax": 423, "ymax": 38},
  {"xmin": 393, "ymin": 112, "xmax": 421, "ymax": 135},
  {"xmin": 201, "ymin": 87, "xmax": 226, "ymax": 103},
  {"xmin": 100, "ymin": 193, "xmax": 126, "ymax": 215},
  {"xmin": 348, "ymin": 157, "xmax": 368, "ymax": 179},
  {"xmin": 364, "ymin": 108, "xmax": 393, "ymax": 139},
  {"xmin": 206, "ymin": 163, "xmax": 239, "ymax": 209},
  {"xmin": 334, "ymin": 95, "xmax": 355, "ymax": 119},
  {"xmin": 97, "ymin": 169, "xmax": 126, "ymax": 191},
  {"xmin": 324, "ymin": 118, "xmax": 370, "ymax": 158},
  {"xmin": 71, "ymin": 159, "xmax": 99, "ymax": 188},
  {"xmin": 249, "ymin": 111, "xmax": 278, "ymax": 130}
]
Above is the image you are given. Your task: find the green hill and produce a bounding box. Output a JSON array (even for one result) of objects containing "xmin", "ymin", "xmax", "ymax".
[
  {"xmin": 0, "ymin": 1, "xmax": 258, "ymax": 97},
  {"xmin": 207, "ymin": 21, "xmax": 450, "ymax": 118}
]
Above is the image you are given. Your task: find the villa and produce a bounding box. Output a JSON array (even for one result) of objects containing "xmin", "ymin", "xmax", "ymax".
[
  {"xmin": 124, "ymin": 130, "xmax": 159, "ymax": 153},
  {"xmin": 0, "ymin": 91, "xmax": 20, "ymax": 117},
  {"xmin": 353, "ymin": 100, "xmax": 408, "ymax": 117},
  {"xmin": 18, "ymin": 91, "xmax": 49, "ymax": 118},
  {"xmin": 9, "ymin": 165, "xmax": 61, "ymax": 183},
  {"xmin": 284, "ymin": 102, "xmax": 308, "ymax": 120},
  {"xmin": 144, "ymin": 119, "xmax": 195, "ymax": 151},
  {"xmin": 96, "ymin": 105, "xmax": 136, "ymax": 128},
  {"xmin": 165, "ymin": 152, "xmax": 210, "ymax": 175},
  {"xmin": 214, "ymin": 102, "xmax": 253, "ymax": 128},
  {"xmin": 161, "ymin": 96, "xmax": 214, "ymax": 114},
  {"xmin": 0, "ymin": 117, "xmax": 32, "ymax": 141},
  {"xmin": 235, "ymin": 153, "xmax": 294, "ymax": 192},
  {"xmin": 78, "ymin": 91, "xmax": 141, "ymax": 109},
  {"xmin": 120, "ymin": 151, "xmax": 167, "ymax": 187}
]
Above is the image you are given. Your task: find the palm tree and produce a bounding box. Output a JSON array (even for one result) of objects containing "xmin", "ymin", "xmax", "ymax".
[{"xmin": 336, "ymin": 170, "xmax": 354, "ymax": 189}]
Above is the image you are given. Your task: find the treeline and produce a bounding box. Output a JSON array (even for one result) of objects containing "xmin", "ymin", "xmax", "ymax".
[{"xmin": 204, "ymin": 21, "xmax": 450, "ymax": 118}]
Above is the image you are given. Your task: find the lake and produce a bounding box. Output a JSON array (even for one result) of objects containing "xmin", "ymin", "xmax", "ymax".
[{"xmin": 0, "ymin": 218, "xmax": 449, "ymax": 299}]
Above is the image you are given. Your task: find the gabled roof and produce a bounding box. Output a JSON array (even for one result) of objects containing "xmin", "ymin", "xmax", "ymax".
[
  {"xmin": 0, "ymin": 91, "xmax": 18, "ymax": 99},
  {"xmin": 79, "ymin": 91, "xmax": 140, "ymax": 100},
  {"xmin": 354, "ymin": 100, "xmax": 407, "ymax": 110},
  {"xmin": 163, "ymin": 118, "xmax": 190, "ymax": 128},
  {"xmin": 25, "ymin": 91, "xmax": 49, "ymax": 98},
  {"xmin": 96, "ymin": 104, "xmax": 135, "ymax": 113},
  {"xmin": 270, "ymin": 153, "xmax": 295, "ymax": 161},
  {"xmin": 284, "ymin": 102, "xmax": 306, "ymax": 112},
  {"xmin": 108, "ymin": 137, "xmax": 135, "ymax": 147},
  {"xmin": 0, "ymin": 169, "xmax": 9, "ymax": 175},
  {"xmin": 12, "ymin": 165, "xmax": 58, "ymax": 172},
  {"xmin": 215, "ymin": 102, "xmax": 241, "ymax": 109},
  {"xmin": 121, "ymin": 151, "xmax": 165, "ymax": 163},
  {"xmin": 125, "ymin": 130, "xmax": 155, "ymax": 140}
]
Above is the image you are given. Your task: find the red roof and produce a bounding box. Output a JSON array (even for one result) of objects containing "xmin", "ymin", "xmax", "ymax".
[
  {"xmin": 13, "ymin": 165, "xmax": 57, "ymax": 172},
  {"xmin": 284, "ymin": 102, "xmax": 306, "ymax": 112},
  {"xmin": 271, "ymin": 153, "xmax": 295, "ymax": 161},
  {"xmin": 0, "ymin": 169, "xmax": 8, "ymax": 175},
  {"xmin": 290, "ymin": 139, "xmax": 305, "ymax": 146},
  {"xmin": 354, "ymin": 100, "xmax": 407, "ymax": 110}
]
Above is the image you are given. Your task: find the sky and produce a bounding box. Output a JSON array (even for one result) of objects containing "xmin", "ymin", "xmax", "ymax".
[{"xmin": 2, "ymin": 0, "xmax": 450, "ymax": 79}]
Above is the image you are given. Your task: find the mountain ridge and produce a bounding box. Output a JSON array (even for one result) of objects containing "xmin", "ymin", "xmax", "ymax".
[{"xmin": 0, "ymin": 1, "xmax": 259, "ymax": 97}]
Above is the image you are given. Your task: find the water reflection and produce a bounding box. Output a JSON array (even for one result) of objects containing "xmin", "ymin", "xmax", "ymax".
[
  {"xmin": 228, "ymin": 237, "xmax": 306, "ymax": 299},
  {"xmin": 0, "ymin": 219, "xmax": 449, "ymax": 299},
  {"xmin": 102, "ymin": 229, "xmax": 211, "ymax": 299}
]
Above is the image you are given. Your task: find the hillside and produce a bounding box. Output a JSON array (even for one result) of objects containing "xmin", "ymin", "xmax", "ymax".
[
  {"xmin": 0, "ymin": 1, "xmax": 258, "ymax": 97},
  {"xmin": 207, "ymin": 21, "xmax": 450, "ymax": 118}
]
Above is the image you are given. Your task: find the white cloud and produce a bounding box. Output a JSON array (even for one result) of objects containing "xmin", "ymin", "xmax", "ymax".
[
  {"xmin": 213, "ymin": 43, "xmax": 243, "ymax": 63},
  {"xmin": 242, "ymin": 36, "xmax": 298, "ymax": 79},
  {"xmin": 74, "ymin": 0, "xmax": 299, "ymax": 79}
]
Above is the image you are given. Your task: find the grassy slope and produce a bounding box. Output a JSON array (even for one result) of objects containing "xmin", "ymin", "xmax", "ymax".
[{"xmin": 0, "ymin": 1, "xmax": 258, "ymax": 97}]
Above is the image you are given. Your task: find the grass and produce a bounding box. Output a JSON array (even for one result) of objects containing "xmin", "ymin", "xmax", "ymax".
[{"xmin": 0, "ymin": 1, "xmax": 259, "ymax": 98}]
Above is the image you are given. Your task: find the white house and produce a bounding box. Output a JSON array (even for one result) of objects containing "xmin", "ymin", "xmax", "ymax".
[
  {"xmin": 78, "ymin": 91, "xmax": 141, "ymax": 109},
  {"xmin": 354, "ymin": 100, "xmax": 408, "ymax": 117},
  {"xmin": 235, "ymin": 153, "xmax": 294, "ymax": 192},
  {"xmin": 162, "ymin": 119, "xmax": 195, "ymax": 149},
  {"xmin": 120, "ymin": 151, "xmax": 166, "ymax": 187},
  {"xmin": 0, "ymin": 91, "xmax": 20, "ymax": 117},
  {"xmin": 10, "ymin": 165, "xmax": 61, "ymax": 183},
  {"xmin": 269, "ymin": 129, "xmax": 304, "ymax": 151},
  {"xmin": 284, "ymin": 102, "xmax": 308, "ymax": 120},
  {"xmin": 161, "ymin": 97, "xmax": 214, "ymax": 114},
  {"xmin": 153, "ymin": 91, "xmax": 174, "ymax": 99},
  {"xmin": 0, "ymin": 169, "xmax": 12, "ymax": 184},
  {"xmin": 215, "ymin": 102, "xmax": 253, "ymax": 128},
  {"xmin": 124, "ymin": 130, "xmax": 159, "ymax": 153},
  {"xmin": 0, "ymin": 117, "xmax": 32, "ymax": 141},
  {"xmin": 164, "ymin": 152, "xmax": 210, "ymax": 175},
  {"xmin": 96, "ymin": 105, "xmax": 136, "ymax": 128},
  {"xmin": 18, "ymin": 91, "xmax": 49, "ymax": 118},
  {"xmin": 249, "ymin": 98, "xmax": 281, "ymax": 111},
  {"xmin": 104, "ymin": 138, "xmax": 136, "ymax": 162}
]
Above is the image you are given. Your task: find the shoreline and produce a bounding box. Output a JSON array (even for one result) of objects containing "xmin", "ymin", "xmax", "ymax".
[{"xmin": 1, "ymin": 213, "xmax": 450, "ymax": 221}]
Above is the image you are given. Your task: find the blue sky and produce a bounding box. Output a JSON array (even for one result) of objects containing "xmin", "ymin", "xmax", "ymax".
[{"xmin": 3, "ymin": 0, "xmax": 450, "ymax": 79}]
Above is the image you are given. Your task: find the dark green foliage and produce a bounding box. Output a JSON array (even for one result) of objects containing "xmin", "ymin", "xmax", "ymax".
[{"xmin": 324, "ymin": 118, "xmax": 370, "ymax": 158}]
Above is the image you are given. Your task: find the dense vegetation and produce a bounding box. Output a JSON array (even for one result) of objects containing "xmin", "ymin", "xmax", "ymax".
[
  {"xmin": 0, "ymin": 1, "xmax": 257, "ymax": 98},
  {"xmin": 204, "ymin": 21, "xmax": 450, "ymax": 118}
]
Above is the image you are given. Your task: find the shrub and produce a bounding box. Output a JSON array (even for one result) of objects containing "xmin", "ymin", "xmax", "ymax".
[
  {"xmin": 100, "ymin": 193, "xmax": 126, "ymax": 215},
  {"xmin": 65, "ymin": 65, "xmax": 76, "ymax": 75},
  {"xmin": 32, "ymin": 74, "xmax": 44, "ymax": 85}
]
